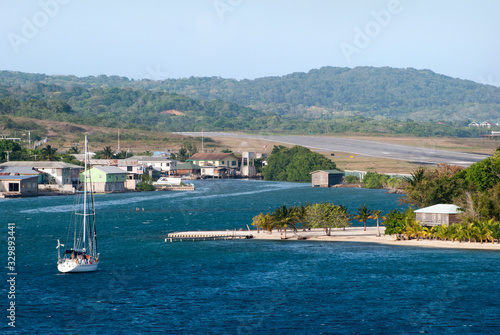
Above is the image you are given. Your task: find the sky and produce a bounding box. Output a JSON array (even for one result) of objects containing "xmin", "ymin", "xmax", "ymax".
[{"xmin": 1, "ymin": 0, "xmax": 500, "ymax": 86}]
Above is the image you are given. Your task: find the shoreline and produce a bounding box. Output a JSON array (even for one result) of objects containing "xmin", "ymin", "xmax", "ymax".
[{"xmin": 167, "ymin": 227, "xmax": 500, "ymax": 251}]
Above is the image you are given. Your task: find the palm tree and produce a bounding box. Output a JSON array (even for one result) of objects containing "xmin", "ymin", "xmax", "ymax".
[
  {"xmin": 338, "ymin": 204, "xmax": 351, "ymax": 231},
  {"xmin": 101, "ymin": 146, "xmax": 114, "ymax": 159},
  {"xmin": 451, "ymin": 224, "xmax": 465, "ymax": 243},
  {"xmin": 432, "ymin": 224, "xmax": 447, "ymax": 241},
  {"xmin": 403, "ymin": 218, "xmax": 423, "ymax": 241},
  {"xmin": 40, "ymin": 145, "xmax": 58, "ymax": 161},
  {"xmin": 475, "ymin": 220, "xmax": 493, "ymax": 244},
  {"xmin": 252, "ymin": 213, "xmax": 275, "ymax": 234},
  {"xmin": 370, "ymin": 210, "xmax": 385, "ymax": 237},
  {"xmin": 462, "ymin": 222, "xmax": 475, "ymax": 243},
  {"xmin": 403, "ymin": 167, "xmax": 426, "ymax": 187},
  {"xmin": 272, "ymin": 205, "xmax": 296, "ymax": 239},
  {"xmin": 421, "ymin": 226, "xmax": 432, "ymax": 240},
  {"xmin": 354, "ymin": 205, "xmax": 372, "ymax": 231},
  {"xmin": 489, "ymin": 220, "xmax": 500, "ymax": 244}
]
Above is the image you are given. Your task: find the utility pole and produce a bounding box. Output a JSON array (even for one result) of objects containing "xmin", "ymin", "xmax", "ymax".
[{"xmin": 201, "ymin": 129, "xmax": 204, "ymax": 153}]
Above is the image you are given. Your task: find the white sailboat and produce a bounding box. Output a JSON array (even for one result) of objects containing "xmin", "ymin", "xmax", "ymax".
[{"xmin": 57, "ymin": 136, "xmax": 99, "ymax": 273}]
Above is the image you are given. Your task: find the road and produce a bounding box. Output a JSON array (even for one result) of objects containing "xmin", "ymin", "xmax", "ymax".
[{"xmin": 175, "ymin": 132, "xmax": 490, "ymax": 167}]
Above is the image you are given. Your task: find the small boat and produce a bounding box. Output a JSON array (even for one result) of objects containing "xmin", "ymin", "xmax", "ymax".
[
  {"xmin": 57, "ymin": 136, "xmax": 99, "ymax": 273},
  {"xmin": 153, "ymin": 176, "xmax": 182, "ymax": 186}
]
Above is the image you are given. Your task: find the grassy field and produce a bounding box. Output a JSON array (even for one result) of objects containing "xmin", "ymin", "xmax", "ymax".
[{"xmin": 5, "ymin": 117, "xmax": 499, "ymax": 174}]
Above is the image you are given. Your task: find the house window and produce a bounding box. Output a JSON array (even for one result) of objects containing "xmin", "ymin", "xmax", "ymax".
[
  {"xmin": 127, "ymin": 166, "xmax": 133, "ymax": 172},
  {"xmin": 222, "ymin": 161, "xmax": 224, "ymax": 165},
  {"xmin": 232, "ymin": 161, "xmax": 237, "ymax": 166},
  {"xmin": 9, "ymin": 183, "xmax": 19, "ymax": 192}
]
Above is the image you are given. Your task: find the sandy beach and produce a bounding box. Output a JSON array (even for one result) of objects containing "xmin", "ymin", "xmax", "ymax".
[{"xmin": 168, "ymin": 227, "xmax": 500, "ymax": 251}]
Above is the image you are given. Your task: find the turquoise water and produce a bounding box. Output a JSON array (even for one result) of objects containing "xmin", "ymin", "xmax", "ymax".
[{"xmin": 1, "ymin": 179, "xmax": 500, "ymax": 334}]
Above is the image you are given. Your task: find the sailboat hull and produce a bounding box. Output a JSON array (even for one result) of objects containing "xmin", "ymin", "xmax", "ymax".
[{"xmin": 58, "ymin": 259, "xmax": 98, "ymax": 273}]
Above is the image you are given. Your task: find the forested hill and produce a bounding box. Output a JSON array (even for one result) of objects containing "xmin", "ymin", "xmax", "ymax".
[
  {"xmin": 1, "ymin": 67, "xmax": 500, "ymax": 121},
  {"xmin": 0, "ymin": 83, "xmax": 268, "ymax": 132}
]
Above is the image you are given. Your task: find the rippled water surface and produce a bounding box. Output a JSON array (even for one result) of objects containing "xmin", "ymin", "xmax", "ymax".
[{"xmin": 2, "ymin": 180, "xmax": 500, "ymax": 334}]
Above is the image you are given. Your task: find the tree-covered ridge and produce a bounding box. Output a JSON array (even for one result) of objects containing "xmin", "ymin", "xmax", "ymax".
[
  {"xmin": 2, "ymin": 66, "xmax": 499, "ymax": 121},
  {"xmin": 0, "ymin": 83, "xmax": 267, "ymax": 132}
]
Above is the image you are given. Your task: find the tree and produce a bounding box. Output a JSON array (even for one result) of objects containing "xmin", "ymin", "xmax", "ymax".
[
  {"xmin": 252, "ymin": 213, "xmax": 274, "ymax": 233},
  {"xmin": 354, "ymin": 205, "xmax": 372, "ymax": 231},
  {"xmin": 383, "ymin": 209, "xmax": 406, "ymax": 239},
  {"xmin": 460, "ymin": 153, "xmax": 500, "ymax": 192},
  {"xmin": 403, "ymin": 216, "xmax": 422, "ymax": 241},
  {"xmin": 262, "ymin": 145, "xmax": 337, "ymax": 182},
  {"xmin": 305, "ymin": 203, "xmax": 350, "ymax": 236},
  {"xmin": 40, "ymin": 145, "xmax": 58, "ymax": 161},
  {"xmin": 371, "ymin": 210, "xmax": 385, "ymax": 237},
  {"xmin": 403, "ymin": 167, "xmax": 426, "ymax": 187},
  {"xmin": 94, "ymin": 146, "xmax": 114, "ymax": 159},
  {"xmin": 68, "ymin": 146, "xmax": 80, "ymax": 154},
  {"xmin": 306, "ymin": 203, "xmax": 337, "ymax": 236},
  {"xmin": 271, "ymin": 205, "xmax": 298, "ymax": 239}
]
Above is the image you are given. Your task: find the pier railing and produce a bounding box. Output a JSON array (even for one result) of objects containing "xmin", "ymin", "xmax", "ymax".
[{"xmin": 166, "ymin": 231, "xmax": 253, "ymax": 242}]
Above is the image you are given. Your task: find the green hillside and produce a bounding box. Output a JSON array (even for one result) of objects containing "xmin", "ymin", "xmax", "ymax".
[
  {"xmin": 0, "ymin": 83, "xmax": 268, "ymax": 132},
  {"xmin": 1, "ymin": 67, "xmax": 499, "ymax": 122},
  {"xmin": 0, "ymin": 67, "xmax": 499, "ymax": 138}
]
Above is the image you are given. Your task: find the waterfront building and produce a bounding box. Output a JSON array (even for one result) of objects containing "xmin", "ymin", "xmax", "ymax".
[
  {"xmin": 310, "ymin": 170, "xmax": 344, "ymax": 187},
  {"xmin": 414, "ymin": 204, "xmax": 462, "ymax": 227}
]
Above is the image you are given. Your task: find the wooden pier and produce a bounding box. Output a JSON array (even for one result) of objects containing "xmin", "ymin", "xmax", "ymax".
[
  {"xmin": 166, "ymin": 231, "xmax": 253, "ymax": 242},
  {"xmin": 154, "ymin": 184, "xmax": 195, "ymax": 191}
]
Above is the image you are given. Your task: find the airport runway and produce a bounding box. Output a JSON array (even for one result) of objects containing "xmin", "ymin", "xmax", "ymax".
[{"xmin": 176, "ymin": 132, "xmax": 490, "ymax": 167}]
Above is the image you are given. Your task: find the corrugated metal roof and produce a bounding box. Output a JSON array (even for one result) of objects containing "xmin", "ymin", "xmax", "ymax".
[
  {"xmin": 310, "ymin": 170, "xmax": 344, "ymax": 174},
  {"xmin": 128, "ymin": 155, "xmax": 174, "ymax": 162},
  {"xmin": 188, "ymin": 153, "xmax": 238, "ymax": 161},
  {"xmin": 414, "ymin": 204, "xmax": 462, "ymax": 214},
  {"xmin": 0, "ymin": 175, "xmax": 38, "ymax": 181},
  {"xmin": 92, "ymin": 166, "xmax": 127, "ymax": 174},
  {"xmin": 0, "ymin": 161, "xmax": 81, "ymax": 168},
  {"xmin": 177, "ymin": 162, "xmax": 201, "ymax": 169},
  {"xmin": 0, "ymin": 166, "xmax": 41, "ymax": 175}
]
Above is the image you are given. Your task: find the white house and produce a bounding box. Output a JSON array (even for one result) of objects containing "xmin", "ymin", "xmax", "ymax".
[
  {"xmin": 128, "ymin": 156, "xmax": 177, "ymax": 175},
  {"xmin": 0, "ymin": 161, "xmax": 81, "ymax": 186}
]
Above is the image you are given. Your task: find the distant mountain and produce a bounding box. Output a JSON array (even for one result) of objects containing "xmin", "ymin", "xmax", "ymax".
[{"xmin": 1, "ymin": 66, "xmax": 499, "ymax": 122}]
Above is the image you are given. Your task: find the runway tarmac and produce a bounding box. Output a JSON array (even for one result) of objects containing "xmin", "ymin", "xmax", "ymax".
[{"xmin": 176, "ymin": 132, "xmax": 490, "ymax": 167}]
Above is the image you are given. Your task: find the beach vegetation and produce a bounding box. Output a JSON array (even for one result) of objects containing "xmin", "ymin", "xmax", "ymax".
[
  {"xmin": 305, "ymin": 202, "xmax": 351, "ymax": 236},
  {"xmin": 362, "ymin": 171, "xmax": 403, "ymax": 189},
  {"xmin": 253, "ymin": 203, "xmax": 350, "ymax": 237},
  {"xmin": 354, "ymin": 205, "xmax": 373, "ymax": 231},
  {"xmin": 382, "ymin": 207, "xmax": 500, "ymax": 244},
  {"xmin": 403, "ymin": 150, "xmax": 500, "ymax": 226},
  {"xmin": 370, "ymin": 209, "xmax": 385, "ymax": 237}
]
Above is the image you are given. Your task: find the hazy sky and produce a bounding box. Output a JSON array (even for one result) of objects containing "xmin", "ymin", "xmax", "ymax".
[{"xmin": 2, "ymin": 0, "xmax": 499, "ymax": 85}]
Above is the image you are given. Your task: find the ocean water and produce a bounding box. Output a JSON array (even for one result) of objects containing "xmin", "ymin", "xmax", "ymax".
[{"xmin": 1, "ymin": 179, "xmax": 500, "ymax": 334}]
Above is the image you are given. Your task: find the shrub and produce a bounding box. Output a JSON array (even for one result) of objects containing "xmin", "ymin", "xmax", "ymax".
[
  {"xmin": 136, "ymin": 182, "xmax": 155, "ymax": 191},
  {"xmin": 345, "ymin": 175, "xmax": 360, "ymax": 184}
]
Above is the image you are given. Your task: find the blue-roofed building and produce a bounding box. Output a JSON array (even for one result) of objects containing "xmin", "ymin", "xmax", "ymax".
[{"xmin": 0, "ymin": 166, "xmax": 46, "ymax": 184}]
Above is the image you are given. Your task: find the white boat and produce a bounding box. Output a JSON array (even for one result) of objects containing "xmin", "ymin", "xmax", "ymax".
[
  {"xmin": 57, "ymin": 136, "xmax": 99, "ymax": 273},
  {"xmin": 153, "ymin": 176, "xmax": 182, "ymax": 186}
]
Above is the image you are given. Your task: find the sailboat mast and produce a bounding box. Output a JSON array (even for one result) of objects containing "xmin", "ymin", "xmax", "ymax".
[{"xmin": 83, "ymin": 135, "xmax": 88, "ymax": 251}]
